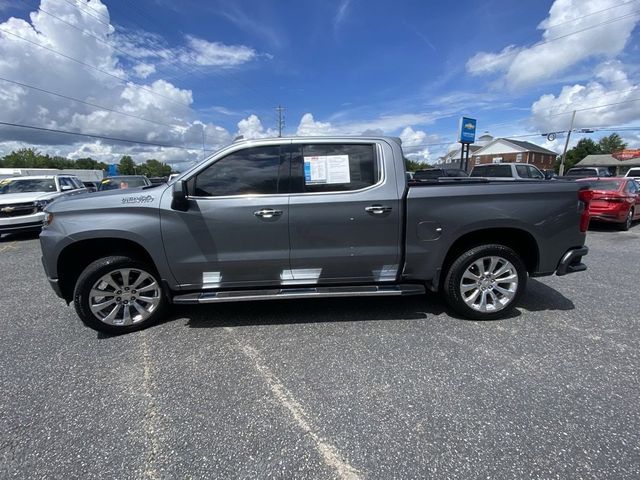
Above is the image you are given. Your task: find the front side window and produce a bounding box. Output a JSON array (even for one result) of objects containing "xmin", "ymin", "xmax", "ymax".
[
  {"xmin": 194, "ymin": 146, "xmax": 285, "ymax": 197},
  {"xmin": 528, "ymin": 166, "xmax": 544, "ymax": 179},
  {"xmin": 292, "ymin": 144, "xmax": 377, "ymax": 193},
  {"xmin": 515, "ymin": 165, "xmax": 529, "ymax": 178}
]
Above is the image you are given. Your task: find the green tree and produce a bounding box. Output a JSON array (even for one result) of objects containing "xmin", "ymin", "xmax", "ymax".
[
  {"xmin": 405, "ymin": 157, "xmax": 426, "ymax": 172},
  {"xmin": 143, "ymin": 159, "xmax": 172, "ymax": 177},
  {"xmin": 119, "ymin": 155, "xmax": 136, "ymax": 175},
  {"xmin": 1, "ymin": 148, "xmax": 43, "ymax": 167},
  {"xmin": 563, "ymin": 138, "xmax": 601, "ymax": 171},
  {"xmin": 598, "ymin": 133, "xmax": 626, "ymax": 154}
]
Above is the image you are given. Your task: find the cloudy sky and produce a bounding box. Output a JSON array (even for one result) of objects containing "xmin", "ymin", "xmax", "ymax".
[{"xmin": 0, "ymin": 0, "xmax": 639, "ymax": 170}]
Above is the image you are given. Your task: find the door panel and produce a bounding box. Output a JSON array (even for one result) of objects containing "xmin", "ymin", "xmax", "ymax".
[
  {"xmin": 160, "ymin": 144, "xmax": 291, "ymax": 289},
  {"xmin": 288, "ymin": 142, "xmax": 401, "ymax": 284}
]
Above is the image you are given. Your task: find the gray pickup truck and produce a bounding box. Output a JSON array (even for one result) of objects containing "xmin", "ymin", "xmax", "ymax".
[{"xmin": 40, "ymin": 136, "xmax": 589, "ymax": 334}]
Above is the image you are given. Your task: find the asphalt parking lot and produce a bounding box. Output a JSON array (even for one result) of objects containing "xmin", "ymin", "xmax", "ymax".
[{"xmin": 1, "ymin": 225, "xmax": 639, "ymax": 479}]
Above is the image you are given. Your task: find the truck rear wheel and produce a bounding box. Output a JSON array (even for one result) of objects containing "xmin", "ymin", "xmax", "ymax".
[
  {"xmin": 73, "ymin": 256, "xmax": 166, "ymax": 334},
  {"xmin": 443, "ymin": 244, "xmax": 527, "ymax": 320}
]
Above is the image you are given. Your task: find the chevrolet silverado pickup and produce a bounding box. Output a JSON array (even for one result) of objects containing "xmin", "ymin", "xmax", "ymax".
[{"xmin": 40, "ymin": 136, "xmax": 589, "ymax": 334}]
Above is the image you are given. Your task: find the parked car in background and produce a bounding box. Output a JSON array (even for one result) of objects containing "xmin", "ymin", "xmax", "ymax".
[
  {"xmin": 565, "ymin": 167, "xmax": 613, "ymax": 179},
  {"xmin": 413, "ymin": 168, "xmax": 468, "ymax": 181},
  {"xmin": 0, "ymin": 175, "xmax": 86, "ymax": 236},
  {"xmin": 98, "ymin": 175, "xmax": 152, "ymax": 191},
  {"xmin": 624, "ymin": 167, "xmax": 640, "ymax": 179},
  {"xmin": 470, "ymin": 163, "xmax": 545, "ymax": 180},
  {"xmin": 576, "ymin": 177, "xmax": 640, "ymax": 231}
]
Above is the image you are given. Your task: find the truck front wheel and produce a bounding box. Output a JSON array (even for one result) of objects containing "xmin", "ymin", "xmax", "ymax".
[
  {"xmin": 73, "ymin": 256, "xmax": 166, "ymax": 334},
  {"xmin": 443, "ymin": 244, "xmax": 527, "ymax": 320}
]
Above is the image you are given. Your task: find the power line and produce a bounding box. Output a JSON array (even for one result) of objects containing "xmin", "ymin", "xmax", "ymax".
[
  {"xmin": 0, "ymin": 76, "xmax": 182, "ymax": 130},
  {"xmin": 0, "ymin": 121, "xmax": 212, "ymax": 151},
  {"xmin": 0, "ymin": 27, "xmax": 194, "ymax": 112}
]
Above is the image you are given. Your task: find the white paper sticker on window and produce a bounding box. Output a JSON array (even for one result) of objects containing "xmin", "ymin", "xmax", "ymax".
[{"xmin": 304, "ymin": 155, "xmax": 350, "ymax": 184}]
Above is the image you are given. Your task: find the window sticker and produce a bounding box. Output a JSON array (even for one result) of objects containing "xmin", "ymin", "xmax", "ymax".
[{"xmin": 304, "ymin": 155, "xmax": 351, "ymax": 184}]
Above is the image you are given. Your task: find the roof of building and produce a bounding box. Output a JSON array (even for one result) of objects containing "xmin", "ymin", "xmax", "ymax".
[
  {"xmin": 576, "ymin": 154, "xmax": 640, "ymax": 167},
  {"xmin": 502, "ymin": 139, "xmax": 558, "ymax": 155},
  {"xmin": 471, "ymin": 138, "xmax": 558, "ymax": 157}
]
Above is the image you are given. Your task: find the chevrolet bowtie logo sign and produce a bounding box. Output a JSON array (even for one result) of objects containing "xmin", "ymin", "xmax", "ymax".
[{"xmin": 1, "ymin": 206, "xmax": 15, "ymax": 213}]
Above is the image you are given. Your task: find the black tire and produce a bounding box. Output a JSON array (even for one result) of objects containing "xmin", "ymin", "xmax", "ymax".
[
  {"xmin": 443, "ymin": 244, "xmax": 527, "ymax": 320},
  {"xmin": 74, "ymin": 255, "xmax": 166, "ymax": 334},
  {"xmin": 619, "ymin": 208, "xmax": 633, "ymax": 231}
]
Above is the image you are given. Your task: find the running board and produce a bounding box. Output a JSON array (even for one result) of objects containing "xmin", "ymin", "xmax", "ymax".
[{"xmin": 172, "ymin": 284, "xmax": 425, "ymax": 305}]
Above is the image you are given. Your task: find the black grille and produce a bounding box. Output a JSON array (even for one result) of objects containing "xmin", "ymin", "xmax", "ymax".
[{"xmin": 0, "ymin": 202, "xmax": 37, "ymax": 218}]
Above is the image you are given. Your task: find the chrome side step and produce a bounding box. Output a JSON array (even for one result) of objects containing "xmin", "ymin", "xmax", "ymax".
[{"xmin": 172, "ymin": 284, "xmax": 425, "ymax": 305}]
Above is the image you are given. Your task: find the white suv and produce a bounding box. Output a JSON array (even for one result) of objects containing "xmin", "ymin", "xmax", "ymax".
[{"xmin": 0, "ymin": 175, "xmax": 86, "ymax": 236}]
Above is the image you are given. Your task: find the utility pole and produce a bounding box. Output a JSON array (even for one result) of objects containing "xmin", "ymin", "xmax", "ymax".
[
  {"xmin": 559, "ymin": 110, "xmax": 576, "ymax": 176},
  {"xmin": 276, "ymin": 105, "xmax": 285, "ymax": 137}
]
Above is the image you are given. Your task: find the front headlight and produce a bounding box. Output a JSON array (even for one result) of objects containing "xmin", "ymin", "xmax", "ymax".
[{"xmin": 34, "ymin": 199, "xmax": 54, "ymax": 211}]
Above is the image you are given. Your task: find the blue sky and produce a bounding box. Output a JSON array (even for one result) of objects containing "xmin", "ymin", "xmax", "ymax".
[{"xmin": 0, "ymin": 0, "xmax": 639, "ymax": 168}]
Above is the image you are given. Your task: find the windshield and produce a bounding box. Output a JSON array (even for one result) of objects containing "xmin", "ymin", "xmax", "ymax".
[
  {"xmin": 0, "ymin": 178, "xmax": 57, "ymax": 194},
  {"xmin": 98, "ymin": 177, "xmax": 148, "ymax": 191}
]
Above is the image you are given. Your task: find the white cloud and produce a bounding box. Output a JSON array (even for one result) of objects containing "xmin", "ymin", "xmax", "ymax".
[
  {"xmin": 236, "ymin": 114, "xmax": 277, "ymax": 139},
  {"xmin": 399, "ymin": 127, "xmax": 431, "ymax": 162},
  {"xmin": 334, "ymin": 0, "xmax": 352, "ymax": 29},
  {"xmin": 296, "ymin": 113, "xmax": 336, "ymax": 136},
  {"xmin": 531, "ymin": 62, "xmax": 640, "ymax": 132},
  {"xmin": 296, "ymin": 112, "xmax": 435, "ymax": 137},
  {"xmin": 467, "ymin": 0, "xmax": 640, "ymax": 89},
  {"xmin": 132, "ymin": 63, "xmax": 156, "ymax": 78},
  {"xmin": 179, "ymin": 35, "xmax": 256, "ymax": 67},
  {"xmin": 0, "ymin": 0, "xmax": 238, "ymax": 163}
]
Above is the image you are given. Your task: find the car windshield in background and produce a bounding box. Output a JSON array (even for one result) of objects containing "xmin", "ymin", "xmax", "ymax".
[
  {"xmin": 0, "ymin": 178, "xmax": 56, "ymax": 194},
  {"xmin": 470, "ymin": 165, "xmax": 511, "ymax": 177},
  {"xmin": 98, "ymin": 177, "xmax": 148, "ymax": 191}
]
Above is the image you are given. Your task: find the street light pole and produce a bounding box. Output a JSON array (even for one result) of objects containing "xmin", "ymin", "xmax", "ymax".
[{"xmin": 559, "ymin": 110, "xmax": 576, "ymax": 176}]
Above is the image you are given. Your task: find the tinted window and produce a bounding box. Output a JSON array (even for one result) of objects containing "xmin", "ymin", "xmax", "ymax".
[
  {"xmin": 515, "ymin": 165, "xmax": 529, "ymax": 178},
  {"xmin": 293, "ymin": 144, "xmax": 377, "ymax": 193},
  {"xmin": 566, "ymin": 168, "xmax": 595, "ymax": 177},
  {"xmin": 528, "ymin": 166, "xmax": 544, "ymax": 179},
  {"xmin": 194, "ymin": 146, "xmax": 284, "ymax": 196},
  {"xmin": 470, "ymin": 165, "xmax": 512, "ymax": 177},
  {"xmin": 445, "ymin": 169, "xmax": 468, "ymax": 177}
]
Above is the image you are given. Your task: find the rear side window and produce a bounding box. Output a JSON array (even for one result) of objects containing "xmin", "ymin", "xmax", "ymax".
[
  {"xmin": 194, "ymin": 146, "xmax": 286, "ymax": 197},
  {"xmin": 471, "ymin": 165, "xmax": 512, "ymax": 177},
  {"xmin": 414, "ymin": 169, "xmax": 442, "ymax": 180},
  {"xmin": 626, "ymin": 168, "xmax": 640, "ymax": 177},
  {"xmin": 292, "ymin": 144, "xmax": 378, "ymax": 193}
]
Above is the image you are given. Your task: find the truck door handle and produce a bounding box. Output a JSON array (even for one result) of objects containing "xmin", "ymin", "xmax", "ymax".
[
  {"xmin": 365, "ymin": 205, "xmax": 392, "ymax": 214},
  {"xmin": 254, "ymin": 208, "xmax": 283, "ymax": 219}
]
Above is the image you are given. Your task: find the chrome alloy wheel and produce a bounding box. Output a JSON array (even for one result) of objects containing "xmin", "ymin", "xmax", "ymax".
[
  {"xmin": 459, "ymin": 256, "xmax": 519, "ymax": 313},
  {"xmin": 89, "ymin": 268, "xmax": 161, "ymax": 326}
]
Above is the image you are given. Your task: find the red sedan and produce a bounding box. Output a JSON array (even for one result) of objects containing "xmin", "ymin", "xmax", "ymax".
[{"xmin": 576, "ymin": 177, "xmax": 640, "ymax": 231}]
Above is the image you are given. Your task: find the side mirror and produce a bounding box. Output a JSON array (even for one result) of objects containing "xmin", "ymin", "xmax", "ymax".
[{"xmin": 171, "ymin": 180, "xmax": 189, "ymax": 211}]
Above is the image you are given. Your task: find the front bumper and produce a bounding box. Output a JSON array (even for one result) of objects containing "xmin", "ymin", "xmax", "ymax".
[
  {"xmin": 556, "ymin": 246, "xmax": 588, "ymax": 276},
  {"xmin": 0, "ymin": 211, "xmax": 45, "ymax": 234}
]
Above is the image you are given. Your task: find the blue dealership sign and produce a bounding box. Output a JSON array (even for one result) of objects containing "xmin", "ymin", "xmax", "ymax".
[{"xmin": 458, "ymin": 116, "xmax": 477, "ymax": 143}]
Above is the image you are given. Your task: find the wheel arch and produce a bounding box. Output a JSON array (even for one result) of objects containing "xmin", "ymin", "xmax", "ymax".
[
  {"xmin": 57, "ymin": 238, "xmax": 156, "ymax": 303},
  {"xmin": 439, "ymin": 227, "xmax": 539, "ymax": 289}
]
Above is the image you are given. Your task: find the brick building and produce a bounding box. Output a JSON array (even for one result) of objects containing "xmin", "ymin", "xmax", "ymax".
[{"xmin": 470, "ymin": 138, "xmax": 558, "ymax": 171}]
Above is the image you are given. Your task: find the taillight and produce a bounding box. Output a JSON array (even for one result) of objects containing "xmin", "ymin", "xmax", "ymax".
[
  {"xmin": 594, "ymin": 196, "xmax": 623, "ymax": 202},
  {"xmin": 578, "ymin": 188, "xmax": 591, "ymax": 233}
]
